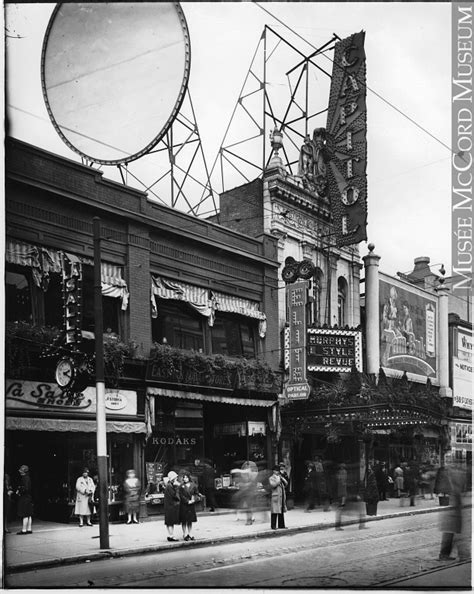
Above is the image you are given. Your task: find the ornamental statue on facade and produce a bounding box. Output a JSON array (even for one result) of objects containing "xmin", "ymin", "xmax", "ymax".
[{"xmin": 297, "ymin": 127, "xmax": 331, "ymax": 197}]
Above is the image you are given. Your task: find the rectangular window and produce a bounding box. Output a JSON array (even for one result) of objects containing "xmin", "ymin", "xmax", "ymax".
[
  {"xmin": 81, "ymin": 265, "xmax": 120, "ymax": 334},
  {"xmin": 152, "ymin": 301, "xmax": 204, "ymax": 351},
  {"xmin": 6, "ymin": 267, "xmax": 33, "ymax": 323},
  {"xmin": 211, "ymin": 314, "xmax": 256, "ymax": 358}
]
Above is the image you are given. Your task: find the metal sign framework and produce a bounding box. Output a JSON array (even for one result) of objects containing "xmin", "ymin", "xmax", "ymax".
[{"xmin": 211, "ymin": 26, "xmax": 338, "ymax": 194}]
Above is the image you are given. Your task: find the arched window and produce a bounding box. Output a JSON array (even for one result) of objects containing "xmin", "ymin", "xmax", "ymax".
[{"xmin": 337, "ymin": 277, "xmax": 348, "ymax": 327}]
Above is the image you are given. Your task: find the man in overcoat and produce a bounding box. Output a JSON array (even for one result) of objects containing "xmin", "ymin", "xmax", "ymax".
[{"xmin": 269, "ymin": 465, "xmax": 287, "ymax": 530}]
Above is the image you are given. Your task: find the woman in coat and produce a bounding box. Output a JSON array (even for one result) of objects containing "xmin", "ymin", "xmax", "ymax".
[
  {"xmin": 178, "ymin": 472, "xmax": 200, "ymax": 541},
  {"xmin": 16, "ymin": 465, "xmax": 33, "ymax": 535},
  {"xmin": 164, "ymin": 470, "xmax": 180, "ymax": 541},
  {"xmin": 123, "ymin": 469, "xmax": 141, "ymax": 524},
  {"xmin": 269, "ymin": 465, "xmax": 287, "ymax": 530},
  {"xmin": 335, "ymin": 463, "xmax": 348, "ymax": 530},
  {"xmin": 74, "ymin": 468, "xmax": 96, "ymax": 527}
]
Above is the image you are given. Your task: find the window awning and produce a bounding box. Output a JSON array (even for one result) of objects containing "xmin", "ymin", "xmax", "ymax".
[
  {"xmin": 150, "ymin": 274, "xmax": 267, "ymax": 337},
  {"xmin": 147, "ymin": 387, "xmax": 275, "ymax": 408},
  {"xmin": 6, "ymin": 238, "xmax": 129, "ymax": 309},
  {"xmin": 6, "ymin": 417, "xmax": 147, "ymax": 433}
]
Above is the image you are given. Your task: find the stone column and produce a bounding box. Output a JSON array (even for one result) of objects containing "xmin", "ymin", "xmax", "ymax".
[
  {"xmin": 362, "ymin": 244, "xmax": 381, "ymax": 375},
  {"xmin": 435, "ymin": 283, "xmax": 452, "ymax": 398}
]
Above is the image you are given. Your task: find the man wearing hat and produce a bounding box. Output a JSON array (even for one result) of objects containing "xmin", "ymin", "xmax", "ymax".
[
  {"xmin": 164, "ymin": 470, "xmax": 180, "ymax": 541},
  {"xmin": 269, "ymin": 465, "xmax": 288, "ymax": 530}
]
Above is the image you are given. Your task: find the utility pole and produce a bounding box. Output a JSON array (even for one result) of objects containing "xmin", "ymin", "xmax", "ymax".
[{"xmin": 93, "ymin": 217, "xmax": 110, "ymax": 549}]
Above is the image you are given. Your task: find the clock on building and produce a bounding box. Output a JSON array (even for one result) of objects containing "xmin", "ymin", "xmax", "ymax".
[
  {"xmin": 55, "ymin": 357, "xmax": 75, "ymax": 389},
  {"xmin": 55, "ymin": 356, "xmax": 90, "ymax": 392}
]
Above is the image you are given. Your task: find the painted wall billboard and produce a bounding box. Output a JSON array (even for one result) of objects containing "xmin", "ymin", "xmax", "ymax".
[
  {"xmin": 379, "ymin": 273, "xmax": 438, "ymax": 383},
  {"xmin": 452, "ymin": 326, "xmax": 473, "ymax": 411}
]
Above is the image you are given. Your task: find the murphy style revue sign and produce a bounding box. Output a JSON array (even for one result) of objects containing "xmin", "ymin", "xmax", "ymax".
[{"xmin": 307, "ymin": 328, "xmax": 363, "ymax": 372}]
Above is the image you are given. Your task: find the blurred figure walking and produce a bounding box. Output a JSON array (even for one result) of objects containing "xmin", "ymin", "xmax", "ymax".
[
  {"xmin": 436, "ymin": 462, "xmax": 470, "ymax": 561},
  {"xmin": 16, "ymin": 465, "xmax": 34, "ymax": 535},
  {"xmin": 334, "ymin": 463, "xmax": 348, "ymax": 530},
  {"xmin": 123, "ymin": 469, "xmax": 141, "ymax": 524}
]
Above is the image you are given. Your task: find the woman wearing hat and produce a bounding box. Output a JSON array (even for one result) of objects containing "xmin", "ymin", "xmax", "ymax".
[
  {"xmin": 164, "ymin": 470, "xmax": 180, "ymax": 541},
  {"xmin": 74, "ymin": 468, "xmax": 95, "ymax": 527},
  {"xmin": 178, "ymin": 472, "xmax": 200, "ymax": 541},
  {"xmin": 16, "ymin": 465, "xmax": 33, "ymax": 535}
]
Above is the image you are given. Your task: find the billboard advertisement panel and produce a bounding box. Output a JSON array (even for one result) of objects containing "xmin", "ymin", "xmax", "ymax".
[
  {"xmin": 452, "ymin": 326, "xmax": 473, "ymax": 411},
  {"xmin": 379, "ymin": 273, "xmax": 438, "ymax": 383}
]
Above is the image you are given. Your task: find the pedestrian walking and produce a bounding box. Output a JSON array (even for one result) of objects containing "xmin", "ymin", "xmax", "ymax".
[
  {"xmin": 179, "ymin": 472, "xmax": 200, "ymax": 541},
  {"xmin": 400, "ymin": 462, "xmax": 416, "ymax": 507},
  {"xmin": 393, "ymin": 463, "xmax": 404, "ymax": 498},
  {"xmin": 4, "ymin": 473, "xmax": 14, "ymax": 533},
  {"xmin": 164, "ymin": 470, "xmax": 180, "ymax": 541},
  {"xmin": 74, "ymin": 467, "xmax": 95, "ymax": 527},
  {"xmin": 269, "ymin": 465, "xmax": 287, "ymax": 530},
  {"xmin": 436, "ymin": 462, "xmax": 470, "ymax": 561},
  {"xmin": 375, "ymin": 461, "xmax": 390, "ymax": 501},
  {"xmin": 16, "ymin": 465, "xmax": 33, "ymax": 535},
  {"xmin": 201, "ymin": 460, "xmax": 217, "ymax": 512},
  {"xmin": 123, "ymin": 469, "xmax": 141, "ymax": 524},
  {"xmin": 303, "ymin": 462, "xmax": 317, "ymax": 511},
  {"xmin": 334, "ymin": 463, "xmax": 348, "ymax": 530}
]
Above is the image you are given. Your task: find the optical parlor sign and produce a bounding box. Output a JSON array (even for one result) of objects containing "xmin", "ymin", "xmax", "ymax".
[
  {"xmin": 307, "ymin": 328, "xmax": 362, "ymax": 372},
  {"xmin": 285, "ymin": 281, "xmax": 310, "ymax": 400}
]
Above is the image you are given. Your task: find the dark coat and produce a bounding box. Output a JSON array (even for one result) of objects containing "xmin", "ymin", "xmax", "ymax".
[
  {"xmin": 16, "ymin": 474, "xmax": 33, "ymax": 518},
  {"xmin": 123, "ymin": 478, "xmax": 141, "ymax": 513},
  {"xmin": 179, "ymin": 481, "xmax": 199, "ymax": 524},
  {"xmin": 163, "ymin": 481, "xmax": 180, "ymax": 526},
  {"xmin": 439, "ymin": 466, "xmax": 466, "ymax": 534}
]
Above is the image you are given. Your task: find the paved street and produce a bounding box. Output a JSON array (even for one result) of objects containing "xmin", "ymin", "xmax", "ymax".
[{"xmin": 5, "ymin": 507, "xmax": 471, "ymax": 589}]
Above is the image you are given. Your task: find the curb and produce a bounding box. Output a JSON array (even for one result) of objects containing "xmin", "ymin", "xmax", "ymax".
[{"xmin": 6, "ymin": 504, "xmax": 456, "ymax": 574}]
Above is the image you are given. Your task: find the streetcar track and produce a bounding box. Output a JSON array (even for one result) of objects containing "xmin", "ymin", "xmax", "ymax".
[{"xmin": 64, "ymin": 521, "xmax": 451, "ymax": 588}]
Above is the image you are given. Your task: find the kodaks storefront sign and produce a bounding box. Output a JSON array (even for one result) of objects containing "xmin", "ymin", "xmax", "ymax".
[{"xmin": 5, "ymin": 380, "xmax": 137, "ymax": 415}]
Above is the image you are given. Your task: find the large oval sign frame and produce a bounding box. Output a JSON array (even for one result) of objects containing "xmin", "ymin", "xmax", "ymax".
[{"xmin": 41, "ymin": 2, "xmax": 191, "ymax": 165}]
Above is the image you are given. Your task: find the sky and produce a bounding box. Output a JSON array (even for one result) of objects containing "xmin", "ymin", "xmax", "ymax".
[{"xmin": 5, "ymin": 2, "xmax": 452, "ymax": 278}]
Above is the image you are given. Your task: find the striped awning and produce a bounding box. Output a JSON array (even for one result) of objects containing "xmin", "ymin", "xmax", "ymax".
[
  {"xmin": 5, "ymin": 417, "xmax": 147, "ymax": 433},
  {"xmin": 147, "ymin": 387, "xmax": 275, "ymax": 408},
  {"xmin": 6, "ymin": 239, "xmax": 129, "ymax": 309},
  {"xmin": 211, "ymin": 290, "xmax": 267, "ymax": 337},
  {"xmin": 151, "ymin": 275, "xmax": 213, "ymax": 321}
]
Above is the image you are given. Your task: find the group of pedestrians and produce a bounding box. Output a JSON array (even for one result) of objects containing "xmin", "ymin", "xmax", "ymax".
[{"xmin": 374, "ymin": 459, "xmax": 438, "ymax": 505}]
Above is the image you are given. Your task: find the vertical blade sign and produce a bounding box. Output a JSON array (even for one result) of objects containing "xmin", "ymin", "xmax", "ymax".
[
  {"xmin": 286, "ymin": 281, "xmax": 310, "ymax": 400},
  {"xmin": 326, "ymin": 31, "xmax": 368, "ymax": 246}
]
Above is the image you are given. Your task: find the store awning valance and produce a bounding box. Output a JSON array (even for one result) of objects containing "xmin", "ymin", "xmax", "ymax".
[
  {"xmin": 6, "ymin": 239, "xmax": 129, "ymax": 309},
  {"xmin": 147, "ymin": 387, "xmax": 275, "ymax": 408},
  {"xmin": 151, "ymin": 275, "xmax": 267, "ymax": 337},
  {"xmin": 6, "ymin": 417, "xmax": 147, "ymax": 433},
  {"xmin": 151, "ymin": 275, "xmax": 213, "ymax": 322},
  {"xmin": 211, "ymin": 290, "xmax": 267, "ymax": 338}
]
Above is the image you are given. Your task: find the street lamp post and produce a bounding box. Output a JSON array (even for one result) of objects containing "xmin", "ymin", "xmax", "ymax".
[{"xmin": 93, "ymin": 217, "xmax": 110, "ymax": 549}]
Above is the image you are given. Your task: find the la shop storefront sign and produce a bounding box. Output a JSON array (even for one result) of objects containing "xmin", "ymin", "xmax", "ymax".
[
  {"xmin": 307, "ymin": 328, "xmax": 362, "ymax": 372},
  {"xmin": 5, "ymin": 380, "xmax": 137, "ymax": 415}
]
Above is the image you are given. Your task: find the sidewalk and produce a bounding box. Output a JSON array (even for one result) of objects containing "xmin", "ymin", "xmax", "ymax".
[{"xmin": 4, "ymin": 495, "xmax": 469, "ymax": 573}]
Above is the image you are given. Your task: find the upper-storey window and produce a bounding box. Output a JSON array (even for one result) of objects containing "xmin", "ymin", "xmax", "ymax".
[
  {"xmin": 152, "ymin": 300, "xmax": 204, "ymax": 352},
  {"xmin": 211, "ymin": 313, "xmax": 256, "ymax": 358}
]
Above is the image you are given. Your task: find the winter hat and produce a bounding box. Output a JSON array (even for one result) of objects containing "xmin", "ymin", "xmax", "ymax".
[{"xmin": 168, "ymin": 471, "xmax": 178, "ymax": 481}]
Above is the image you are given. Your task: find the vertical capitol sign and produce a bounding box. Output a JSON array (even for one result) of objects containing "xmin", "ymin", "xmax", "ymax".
[{"xmin": 326, "ymin": 31, "xmax": 368, "ymax": 246}]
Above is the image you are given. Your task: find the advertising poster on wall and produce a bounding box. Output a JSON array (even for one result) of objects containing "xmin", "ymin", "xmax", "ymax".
[
  {"xmin": 452, "ymin": 326, "xmax": 473, "ymax": 411},
  {"xmin": 379, "ymin": 273, "xmax": 438, "ymax": 384}
]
